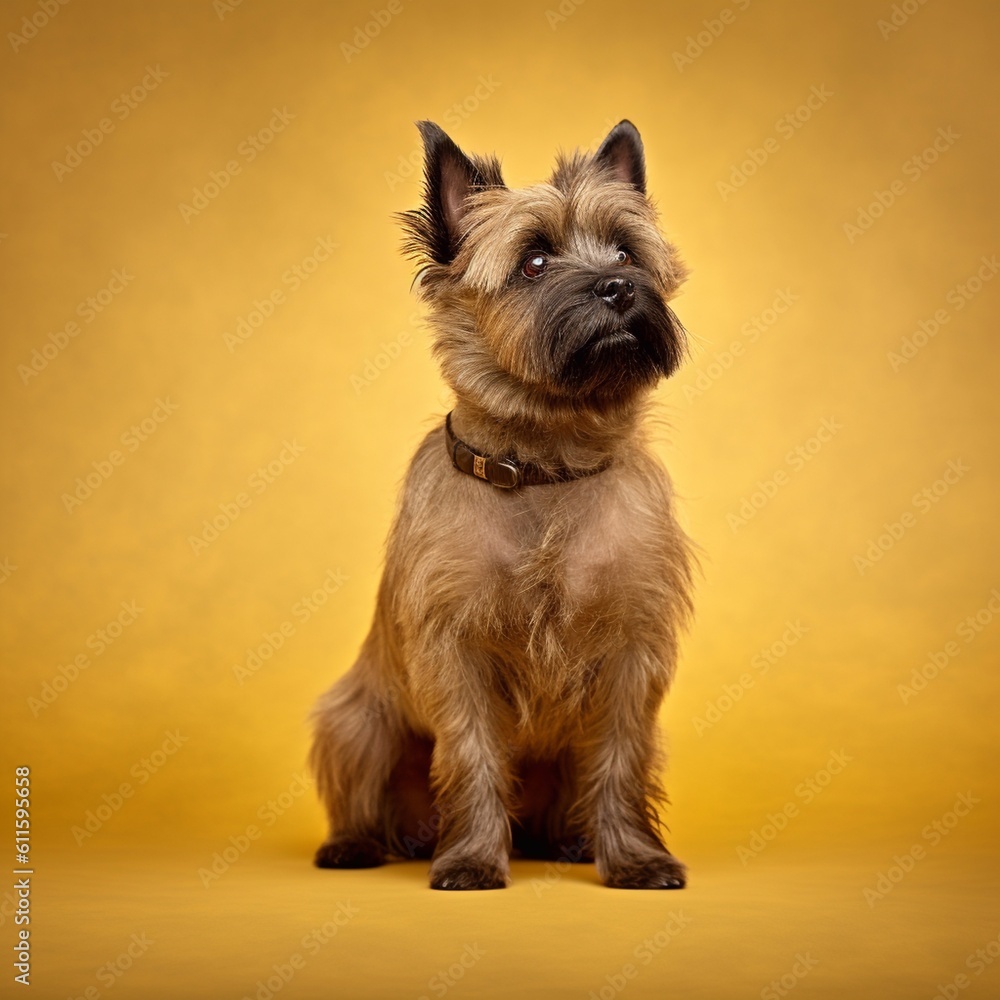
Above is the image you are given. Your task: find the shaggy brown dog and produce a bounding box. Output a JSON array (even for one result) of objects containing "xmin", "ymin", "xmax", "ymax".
[{"xmin": 310, "ymin": 120, "xmax": 694, "ymax": 889}]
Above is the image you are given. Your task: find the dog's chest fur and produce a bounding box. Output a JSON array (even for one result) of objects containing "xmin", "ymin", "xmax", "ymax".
[
  {"xmin": 391, "ymin": 435, "xmax": 677, "ymax": 749},
  {"xmin": 487, "ymin": 476, "xmax": 667, "ymax": 746}
]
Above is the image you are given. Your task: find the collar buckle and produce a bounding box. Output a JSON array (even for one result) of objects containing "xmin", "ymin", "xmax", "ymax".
[{"xmin": 491, "ymin": 460, "xmax": 521, "ymax": 490}]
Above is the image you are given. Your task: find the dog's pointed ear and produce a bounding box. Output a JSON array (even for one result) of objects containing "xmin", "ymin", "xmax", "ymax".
[
  {"xmin": 413, "ymin": 121, "xmax": 505, "ymax": 264},
  {"xmin": 594, "ymin": 120, "xmax": 646, "ymax": 194}
]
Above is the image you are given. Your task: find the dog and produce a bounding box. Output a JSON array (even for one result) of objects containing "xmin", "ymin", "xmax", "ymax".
[{"xmin": 310, "ymin": 120, "xmax": 694, "ymax": 890}]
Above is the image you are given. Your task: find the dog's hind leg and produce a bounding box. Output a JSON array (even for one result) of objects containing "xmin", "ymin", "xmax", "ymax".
[{"xmin": 308, "ymin": 635, "xmax": 406, "ymax": 869}]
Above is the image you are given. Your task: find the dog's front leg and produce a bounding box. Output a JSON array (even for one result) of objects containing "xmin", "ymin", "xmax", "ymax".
[
  {"xmin": 575, "ymin": 645, "xmax": 687, "ymax": 889},
  {"xmin": 418, "ymin": 648, "xmax": 513, "ymax": 890}
]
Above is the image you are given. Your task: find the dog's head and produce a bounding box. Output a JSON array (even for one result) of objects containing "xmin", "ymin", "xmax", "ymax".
[{"xmin": 400, "ymin": 121, "xmax": 687, "ymax": 410}]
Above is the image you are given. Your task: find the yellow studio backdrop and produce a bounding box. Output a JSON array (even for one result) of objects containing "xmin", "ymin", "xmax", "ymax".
[{"xmin": 1, "ymin": 0, "xmax": 998, "ymax": 997}]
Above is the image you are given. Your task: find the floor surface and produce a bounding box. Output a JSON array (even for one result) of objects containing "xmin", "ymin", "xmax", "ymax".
[{"xmin": 28, "ymin": 840, "xmax": 999, "ymax": 999}]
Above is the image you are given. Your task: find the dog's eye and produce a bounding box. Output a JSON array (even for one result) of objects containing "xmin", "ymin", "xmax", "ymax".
[
  {"xmin": 522, "ymin": 253, "xmax": 549, "ymax": 278},
  {"xmin": 615, "ymin": 249, "xmax": 633, "ymax": 265}
]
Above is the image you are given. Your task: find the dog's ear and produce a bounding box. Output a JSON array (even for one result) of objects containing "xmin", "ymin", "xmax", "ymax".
[
  {"xmin": 594, "ymin": 120, "xmax": 646, "ymax": 194},
  {"xmin": 407, "ymin": 121, "xmax": 505, "ymax": 265}
]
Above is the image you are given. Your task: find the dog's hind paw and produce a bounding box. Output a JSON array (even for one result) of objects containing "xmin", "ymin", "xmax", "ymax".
[{"xmin": 314, "ymin": 836, "xmax": 385, "ymax": 869}]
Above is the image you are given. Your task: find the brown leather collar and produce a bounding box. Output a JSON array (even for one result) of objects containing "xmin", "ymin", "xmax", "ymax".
[{"xmin": 444, "ymin": 411, "xmax": 612, "ymax": 490}]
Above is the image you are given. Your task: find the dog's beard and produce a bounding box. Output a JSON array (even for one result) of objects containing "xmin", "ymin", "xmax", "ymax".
[{"xmin": 537, "ymin": 278, "xmax": 685, "ymax": 398}]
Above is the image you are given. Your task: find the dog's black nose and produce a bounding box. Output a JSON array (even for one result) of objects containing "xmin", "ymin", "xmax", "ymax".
[{"xmin": 594, "ymin": 276, "xmax": 635, "ymax": 311}]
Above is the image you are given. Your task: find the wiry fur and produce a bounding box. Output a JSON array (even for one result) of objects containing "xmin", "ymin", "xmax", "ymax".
[{"xmin": 310, "ymin": 120, "xmax": 695, "ymax": 889}]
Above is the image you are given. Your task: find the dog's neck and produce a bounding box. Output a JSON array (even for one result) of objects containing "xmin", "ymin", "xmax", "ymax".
[{"xmin": 447, "ymin": 395, "xmax": 646, "ymax": 475}]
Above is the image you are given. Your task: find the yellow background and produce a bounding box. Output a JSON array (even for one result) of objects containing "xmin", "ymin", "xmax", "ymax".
[{"xmin": 1, "ymin": 0, "xmax": 998, "ymax": 997}]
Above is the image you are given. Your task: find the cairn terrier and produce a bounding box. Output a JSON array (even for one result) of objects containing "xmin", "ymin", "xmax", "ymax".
[{"xmin": 310, "ymin": 120, "xmax": 693, "ymax": 889}]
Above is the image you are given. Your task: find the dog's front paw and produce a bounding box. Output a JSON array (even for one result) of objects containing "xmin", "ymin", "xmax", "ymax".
[
  {"xmin": 602, "ymin": 852, "xmax": 686, "ymax": 890},
  {"xmin": 429, "ymin": 857, "xmax": 509, "ymax": 891},
  {"xmin": 314, "ymin": 836, "xmax": 385, "ymax": 869}
]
